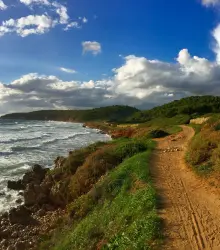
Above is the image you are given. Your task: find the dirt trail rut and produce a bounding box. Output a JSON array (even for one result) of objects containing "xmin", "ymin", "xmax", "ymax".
[{"xmin": 151, "ymin": 126, "xmax": 220, "ymax": 250}]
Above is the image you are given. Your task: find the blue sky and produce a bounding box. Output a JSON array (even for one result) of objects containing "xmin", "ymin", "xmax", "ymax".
[{"xmin": 0, "ymin": 0, "xmax": 220, "ymax": 114}]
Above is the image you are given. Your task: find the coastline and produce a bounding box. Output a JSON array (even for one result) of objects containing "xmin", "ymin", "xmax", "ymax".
[{"xmin": 0, "ymin": 121, "xmax": 112, "ymax": 250}]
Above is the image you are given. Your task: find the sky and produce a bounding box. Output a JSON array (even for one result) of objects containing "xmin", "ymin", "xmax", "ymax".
[{"xmin": 1, "ymin": 0, "xmax": 220, "ymax": 114}]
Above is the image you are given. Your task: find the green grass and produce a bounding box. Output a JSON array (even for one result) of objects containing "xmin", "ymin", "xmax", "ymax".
[
  {"xmin": 40, "ymin": 141, "xmax": 161, "ymax": 250},
  {"xmin": 188, "ymin": 124, "xmax": 202, "ymax": 134}
]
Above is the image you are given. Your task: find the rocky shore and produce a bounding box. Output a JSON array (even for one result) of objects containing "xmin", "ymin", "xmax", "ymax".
[
  {"xmin": 0, "ymin": 162, "xmax": 68, "ymax": 250},
  {"xmin": 0, "ymin": 124, "xmax": 112, "ymax": 250}
]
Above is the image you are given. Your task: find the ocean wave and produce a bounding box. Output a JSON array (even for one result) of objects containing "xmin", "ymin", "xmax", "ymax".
[
  {"xmin": 42, "ymin": 132, "xmax": 90, "ymax": 145},
  {"xmin": 11, "ymin": 145, "xmax": 41, "ymax": 152},
  {"xmin": 0, "ymin": 134, "xmax": 50, "ymax": 144},
  {"xmin": 0, "ymin": 151, "xmax": 13, "ymax": 156}
]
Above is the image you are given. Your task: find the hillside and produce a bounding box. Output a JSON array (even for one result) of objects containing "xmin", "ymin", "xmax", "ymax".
[
  {"xmin": 2, "ymin": 96, "xmax": 220, "ymax": 124},
  {"xmin": 127, "ymin": 95, "xmax": 220, "ymax": 123},
  {"xmin": 0, "ymin": 105, "xmax": 138, "ymax": 123}
]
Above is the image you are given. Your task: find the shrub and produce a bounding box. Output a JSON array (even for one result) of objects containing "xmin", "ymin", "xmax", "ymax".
[
  {"xmin": 148, "ymin": 130, "xmax": 169, "ymax": 138},
  {"xmin": 69, "ymin": 139, "xmax": 150, "ymax": 201},
  {"xmin": 187, "ymin": 134, "xmax": 216, "ymax": 166}
]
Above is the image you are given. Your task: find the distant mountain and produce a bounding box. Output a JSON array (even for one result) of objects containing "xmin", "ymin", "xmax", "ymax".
[{"xmin": 1, "ymin": 105, "xmax": 139, "ymax": 123}]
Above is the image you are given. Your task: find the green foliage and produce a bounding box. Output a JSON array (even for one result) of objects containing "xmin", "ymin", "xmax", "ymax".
[
  {"xmin": 1, "ymin": 105, "xmax": 138, "ymax": 123},
  {"xmin": 69, "ymin": 139, "xmax": 152, "ymax": 201},
  {"xmin": 148, "ymin": 130, "xmax": 169, "ymax": 138},
  {"xmin": 114, "ymin": 139, "xmax": 150, "ymax": 159},
  {"xmin": 127, "ymin": 96, "xmax": 220, "ymax": 123},
  {"xmin": 40, "ymin": 147, "xmax": 161, "ymax": 250},
  {"xmin": 187, "ymin": 134, "xmax": 216, "ymax": 166},
  {"xmin": 214, "ymin": 123, "xmax": 220, "ymax": 131},
  {"xmin": 3, "ymin": 96, "xmax": 220, "ymax": 124}
]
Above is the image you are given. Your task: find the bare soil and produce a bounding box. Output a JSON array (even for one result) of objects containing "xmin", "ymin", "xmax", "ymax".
[{"xmin": 151, "ymin": 126, "xmax": 220, "ymax": 250}]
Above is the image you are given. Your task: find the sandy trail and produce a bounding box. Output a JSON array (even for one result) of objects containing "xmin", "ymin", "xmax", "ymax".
[{"xmin": 150, "ymin": 126, "xmax": 220, "ymax": 250}]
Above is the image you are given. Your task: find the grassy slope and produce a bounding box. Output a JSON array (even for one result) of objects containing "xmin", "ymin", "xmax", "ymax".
[
  {"xmin": 186, "ymin": 114, "xmax": 220, "ymax": 176},
  {"xmin": 127, "ymin": 96, "xmax": 220, "ymax": 123},
  {"xmin": 40, "ymin": 141, "xmax": 162, "ymax": 250}
]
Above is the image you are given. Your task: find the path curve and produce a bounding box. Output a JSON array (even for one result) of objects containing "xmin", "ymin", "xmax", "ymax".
[{"xmin": 150, "ymin": 126, "xmax": 220, "ymax": 250}]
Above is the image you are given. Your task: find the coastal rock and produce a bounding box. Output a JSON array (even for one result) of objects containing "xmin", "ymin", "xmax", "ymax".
[
  {"xmin": 9, "ymin": 206, "xmax": 33, "ymax": 225},
  {"xmin": 14, "ymin": 241, "xmax": 26, "ymax": 250},
  {"xmin": 15, "ymin": 198, "xmax": 23, "ymax": 204},
  {"xmin": 7, "ymin": 165, "xmax": 49, "ymax": 193},
  {"xmin": 24, "ymin": 184, "xmax": 47, "ymax": 207},
  {"xmin": 7, "ymin": 180, "xmax": 25, "ymax": 191},
  {"xmin": 6, "ymin": 246, "xmax": 14, "ymax": 250},
  {"xmin": 22, "ymin": 164, "xmax": 49, "ymax": 186},
  {"xmin": 0, "ymin": 228, "xmax": 9, "ymax": 239}
]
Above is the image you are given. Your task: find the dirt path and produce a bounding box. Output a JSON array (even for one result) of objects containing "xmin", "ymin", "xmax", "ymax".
[{"xmin": 150, "ymin": 126, "xmax": 220, "ymax": 250}]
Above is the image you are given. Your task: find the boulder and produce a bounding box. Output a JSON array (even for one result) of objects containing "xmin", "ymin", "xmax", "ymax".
[
  {"xmin": 15, "ymin": 198, "xmax": 23, "ymax": 204},
  {"xmin": 14, "ymin": 241, "xmax": 26, "ymax": 250},
  {"xmin": 22, "ymin": 164, "xmax": 49, "ymax": 186},
  {"xmin": 7, "ymin": 180, "xmax": 25, "ymax": 191},
  {"xmin": 24, "ymin": 184, "xmax": 48, "ymax": 207},
  {"xmin": 8, "ymin": 206, "xmax": 34, "ymax": 225}
]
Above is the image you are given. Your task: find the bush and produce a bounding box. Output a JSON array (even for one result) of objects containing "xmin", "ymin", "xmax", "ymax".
[
  {"xmin": 69, "ymin": 139, "xmax": 150, "ymax": 201},
  {"xmin": 187, "ymin": 134, "xmax": 216, "ymax": 166},
  {"xmin": 148, "ymin": 130, "xmax": 169, "ymax": 138}
]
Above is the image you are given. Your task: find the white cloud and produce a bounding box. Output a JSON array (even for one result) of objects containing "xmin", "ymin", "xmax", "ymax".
[
  {"xmin": 82, "ymin": 41, "xmax": 101, "ymax": 55},
  {"xmin": 0, "ymin": 0, "xmax": 7, "ymax": 10},
  {"xmin": 201, "ymin": 0, "xmax": 220, "ymax": 6},
  {"xmin": 64, "ymin": 21, "xmax": 80, "ymax": 31},
  {"xmin": 20, "ymin": 0, "xmax": 50, "ymax": 5},
  {"xmin": 60, "ymin": 67, "xmax": 77, "ymax": 74},
  {"xmin": 82, "ymin": 17, "xmax": 88, "ymax": 23},
  {"xmin": 3, "ymin": 23, "xmax": 220, "ymax": 114},
  {"xmin": 0, "ymin": 0, "xmax": 86, "ymax": 37},
  {"xmin": 52, "ymin": 2, "xmax": 69, "ymax": 24},
  {"xmin": 0, "ymin": 15, "xmax": 54, "ymax": 37}
]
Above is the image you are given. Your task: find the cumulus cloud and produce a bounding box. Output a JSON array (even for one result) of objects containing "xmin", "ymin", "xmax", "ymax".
[
  {"xmin": 82, "ymin": 41, "xmax": 101, "ymax": 55},
  {"xmin": 2, "ymin": 44, "xmax": 220, "ymax": 115},
  {"xmin": 0, "ymin": 0, "xmax": 87, "ymax": 37},
  {"xmin": 3, "ymin": 22, "xmax": 220, "ymax": 114},
  {"xmin": 0, "ymin": 15, "xmax": 54, "ymax": 37},
  {"xmin": 60, "ymin": 67, "xmax": 77, "ymax": 74},
  {"xmin": 64, "ymin": 21, "xmax": 80, "ymax": 31},
  {"xmin": 0, "ymin": 0, "xmax": 7, "ymax": 10}
]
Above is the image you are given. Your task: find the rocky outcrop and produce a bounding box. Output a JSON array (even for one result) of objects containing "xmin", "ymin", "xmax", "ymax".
[
  {"xmin": 7, "ymin": 180, "xmax": 25, "ymax": 191},
  {"xmin": 8, "ymin": 206, "xmax": 35, "ymax": 225},
  {"xmin": 7, "ymin": 165, "xmax": 49, "ymax": 192},
  {"xmin": 22, "ymin": 164, "xmax": 49, "ymax": 186},
  {"xmin": 24, "ymin": 184, "xmax": 47, "ymax": 207}
]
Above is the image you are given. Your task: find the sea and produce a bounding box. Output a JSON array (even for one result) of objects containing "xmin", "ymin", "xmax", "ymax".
[{"xmin": 0, "ymin": 119, "xmax": 110, "ymax": 212}]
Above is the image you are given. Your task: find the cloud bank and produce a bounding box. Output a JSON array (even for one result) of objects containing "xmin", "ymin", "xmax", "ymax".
[{"xmin": 2, "ymin": 40, "xmax": 220, "ymax": 115}]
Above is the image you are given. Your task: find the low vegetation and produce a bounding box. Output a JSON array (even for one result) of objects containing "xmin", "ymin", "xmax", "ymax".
[
  {"xmin": 40, "ymin": 140, "xmax": 162, "ymax": 250},
  {"xmin": 3, "ymin": 96, "xmax": 220, "ymax": 125},
  {"xmin": 186, "ymin": 114, "xmax": 220, "ymax": 176}
]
